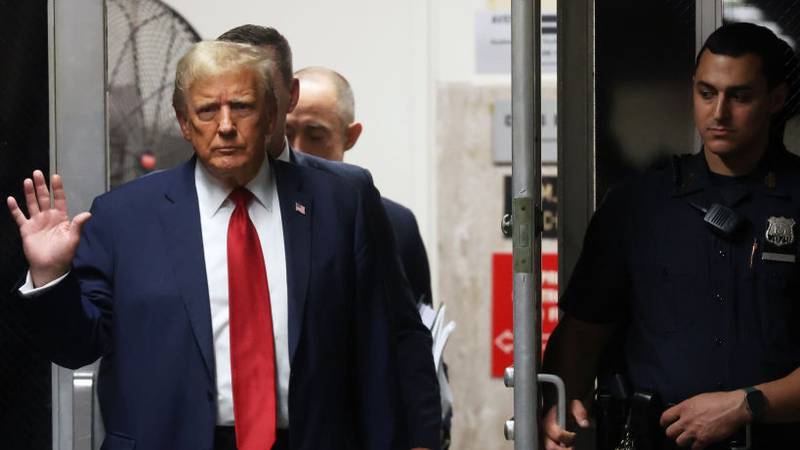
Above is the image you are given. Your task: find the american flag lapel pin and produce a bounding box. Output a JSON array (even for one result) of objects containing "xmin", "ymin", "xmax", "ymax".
[{"xmin": 295, "ymin": 202, "xmax": 306, "ymax": 215}]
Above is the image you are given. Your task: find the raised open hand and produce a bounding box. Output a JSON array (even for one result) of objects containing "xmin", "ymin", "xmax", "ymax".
[{"xmin": 7, "ymin": 170, "xmax": 92, "ymax": 287}]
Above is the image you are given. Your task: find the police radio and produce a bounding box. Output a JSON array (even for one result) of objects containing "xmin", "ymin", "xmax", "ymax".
[{"xmin": 688, "ymin": 201, "xmax": 747, "ymax": 239}]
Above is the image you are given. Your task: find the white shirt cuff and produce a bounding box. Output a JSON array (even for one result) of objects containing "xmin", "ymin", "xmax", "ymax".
[{"xmin": 19, "ymin": 271, "xmax": 70, "ymax": 298}]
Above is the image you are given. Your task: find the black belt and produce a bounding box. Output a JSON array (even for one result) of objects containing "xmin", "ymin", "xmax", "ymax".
[{"xmin": 214, "ymin": 426, "xmax": 289, "ymax": 450}]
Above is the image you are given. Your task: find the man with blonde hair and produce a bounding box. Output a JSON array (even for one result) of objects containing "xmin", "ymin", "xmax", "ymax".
[{"xmin": 9, "ymin": 40, "xmax": 394, "ymax": 450}]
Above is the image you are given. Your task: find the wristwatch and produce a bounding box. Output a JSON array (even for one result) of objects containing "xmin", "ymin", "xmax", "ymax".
[{"xmin": 742, "ymin": 386, "xmax": 767, "ymax": 422}]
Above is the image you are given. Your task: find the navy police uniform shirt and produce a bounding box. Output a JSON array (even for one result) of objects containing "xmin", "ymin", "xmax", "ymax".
[{"xmin": 560, "ymin": 147, "xmax": 800, "ymax": 409}]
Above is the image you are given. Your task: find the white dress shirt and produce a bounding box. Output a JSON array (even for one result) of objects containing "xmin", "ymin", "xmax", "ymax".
[{"xmin": 195, "ymin": 153, "xmax": 291, "ymax": 428}]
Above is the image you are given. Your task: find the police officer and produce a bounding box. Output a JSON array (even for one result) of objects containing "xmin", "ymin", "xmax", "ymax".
[{"xmin": 542, "ymin": 23, "xmax": 800, "ymax": 450}]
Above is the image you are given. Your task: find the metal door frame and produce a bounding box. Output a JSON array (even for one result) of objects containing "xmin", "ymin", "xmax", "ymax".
[
  {"xmin": 508, "ymin": 0, "xmax": 542, "ymax": 447},
  {"xmin": 556, "ymin": 0, "xmax": 596, "ymax": 290},
  {"xmin": 48, "ymin": 0, "xmax": 107, "ymax": 448}
]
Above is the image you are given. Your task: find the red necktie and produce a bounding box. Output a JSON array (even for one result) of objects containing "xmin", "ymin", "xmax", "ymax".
[{"xmin": 227, "ymin": 187, "xmax": 277, "ymax": 450}]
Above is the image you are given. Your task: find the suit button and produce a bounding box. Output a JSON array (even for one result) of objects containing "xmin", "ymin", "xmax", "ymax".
[
  {"xmin": 713, "ymin": 293, "xmax": 724, "ymax": 302},
  {"xmin": 718, "ymin": 249, "xmax": 726, "ymax": 257},
  {"xmin": 714, "ymin": 337, "xmax": 725, "ymax": 346}
]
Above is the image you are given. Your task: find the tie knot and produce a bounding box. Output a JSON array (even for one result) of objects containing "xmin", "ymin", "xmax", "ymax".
[{"xmin": 229, "ymin": 187, "xmax": 253, "ymax": 209}]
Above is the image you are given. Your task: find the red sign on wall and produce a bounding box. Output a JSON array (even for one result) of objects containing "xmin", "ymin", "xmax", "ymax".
[{"xmin": 491, "ymin": 246, "xmax": 559, "ymax": 377}]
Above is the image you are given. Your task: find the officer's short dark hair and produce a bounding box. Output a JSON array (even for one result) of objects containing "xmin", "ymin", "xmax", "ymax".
[
  {"xmin": 696, "ymin": 22, "xmax": 795, "ymax": 91},
  {"xmin": 218, "ymin": 25, "xmax": 293, "ymax": 88}
]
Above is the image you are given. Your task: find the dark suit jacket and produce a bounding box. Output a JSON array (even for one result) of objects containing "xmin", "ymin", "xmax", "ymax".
[
  {"xmin": 291, "ymin": 149, "xmax": 441, "ymax": 450},
  {"xmin": 24, "ymin": 158, "xmax": 394, "ymax": 450},
  {"xmin": 382, "ymin": 198, "xmax": 433, "ymax": 306}
]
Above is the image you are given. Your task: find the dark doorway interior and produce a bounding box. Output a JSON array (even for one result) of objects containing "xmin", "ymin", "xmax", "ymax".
[
  {"xmin": 0, "ymin": 1, "xmax": 52, "ymax": 448},
  {"xmin": 595, "ymin": 0, "xmax": 696, "ymax": 203}
]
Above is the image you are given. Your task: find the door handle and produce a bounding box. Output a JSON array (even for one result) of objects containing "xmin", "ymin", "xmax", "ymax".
[{"xmin": 72, "ymin": 370, "xmax": 103, "ymax": 450}]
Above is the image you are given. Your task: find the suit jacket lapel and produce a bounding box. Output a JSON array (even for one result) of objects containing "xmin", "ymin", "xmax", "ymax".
[
  {"xmin": 274, "ymin": 159, "xmax": 312, "ymax": 363},
  {"xmin": 158, "ymin": 158, "xmax": 215, "ymax": 380}
]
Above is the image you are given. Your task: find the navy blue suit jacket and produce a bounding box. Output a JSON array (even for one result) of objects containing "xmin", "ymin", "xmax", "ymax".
[
  {"xmin": 24, "ymin": 158, "xmax": 394, "ymax": 450},
  {"xmin": 382, "ymin": 198, "xmax": 432, "ymax": 306},
  {"xmin": 291, "ymin": 149, "xmax": 441, "ymax": 450}
]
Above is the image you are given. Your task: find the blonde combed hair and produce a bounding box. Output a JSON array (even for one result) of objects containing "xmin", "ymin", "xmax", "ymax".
[{"xmin": 172, "ymin": 40, "xmax": 277, "ymax": 113}]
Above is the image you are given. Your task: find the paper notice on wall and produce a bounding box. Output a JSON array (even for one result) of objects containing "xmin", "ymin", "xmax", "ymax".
[
  {"xmin": 476, "ymin": 10, "xmax": 557, "ymax": 75},
  {"xmin": 492, "ymin": 98, "xmax": 557, "ymax": 164},
  {"xmin": 476, "ymin": 10, "xmax": 511, "ymax": 74}
]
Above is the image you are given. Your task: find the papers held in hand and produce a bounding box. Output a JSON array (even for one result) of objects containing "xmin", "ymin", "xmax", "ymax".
[{"xmin": 418, "ymin": 302, "xmax": 456, "ymax": 419}]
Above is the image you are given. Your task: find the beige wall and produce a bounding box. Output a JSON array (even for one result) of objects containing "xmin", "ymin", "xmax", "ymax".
[{"xmin": 437, "ymin": 83, "xmax": 513, "ymax": 449}]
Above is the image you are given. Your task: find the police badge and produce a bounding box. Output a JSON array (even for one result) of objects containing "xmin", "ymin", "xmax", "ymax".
[
  {"xmin": 765, "ymin": 216, "xmax": 796, "ymax": 247},
  {"xmin": 763, "ymin": 216, "xmax": 797, "ymax": 263}
]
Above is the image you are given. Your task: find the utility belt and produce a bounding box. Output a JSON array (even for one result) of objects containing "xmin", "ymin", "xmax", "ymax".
[
  {"xmin": 596, "ymin": 392, "xmax": 752, "ymax": 450},
  {"xmin": 595, "ymin": 376, "xmax": 756, "ymax": 450}
]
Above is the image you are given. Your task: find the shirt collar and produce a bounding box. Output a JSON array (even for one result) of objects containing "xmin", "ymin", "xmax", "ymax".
[
  {"xmin": 276, "ymin": 137, "xmax": 291, "ymax": 163},
  {"xmin": 673, "ymin": 146, "xmax": 792, "ymax": 200},
  {"xmin": 195, "ymin": 155, "xmax": 274, "ymax": 219}
]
